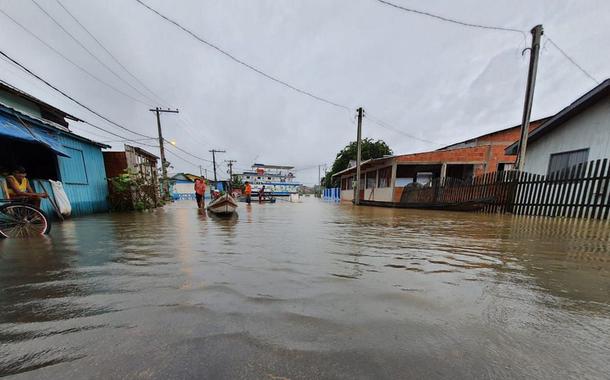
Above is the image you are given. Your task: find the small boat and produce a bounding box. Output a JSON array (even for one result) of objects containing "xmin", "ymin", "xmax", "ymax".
[{"xmin": 207, "ymin": 194, "xmax": 238, "ymax": 215}]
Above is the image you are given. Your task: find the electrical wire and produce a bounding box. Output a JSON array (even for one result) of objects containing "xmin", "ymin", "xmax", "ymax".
[
  {"xmin": 164, "ymin": 146, "xmax": 201, "ymax": 167},
  {"xmin": 0, "ymin": 49, "xmax": 154, "ymax": 139},
  {"xmin": 54, "ymin": 0, "xmax": 170, "ymax": 106},
  {"xmin": 0, "ymin": 7, "xmax": 151, "ymax": 107},
  {"xmin": 374, "ymin": 0, "xmax": 526, "ymax": 37},
  {"xmin": 365, "ymin": 113, "xmax": 439, "ymax": 145},
  {"xmin": 134, "ymin": 0, "xmax": 351, "ymax": 111},
  {"xmin": 31, "ymin": 0, "xmax": 157, "ymax": 106},
  {"xmin": 545, "ymin": 36, "xmax": 599, "ymax": 85},
  {"xmin": 163, "ymin": 139, "xmax": 213, "ymax": 162}
]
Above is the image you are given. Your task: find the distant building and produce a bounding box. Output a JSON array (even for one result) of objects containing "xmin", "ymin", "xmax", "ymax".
[
  {"xmin": 234, "ymin": 163, "xmax": 301, "ymax": 196},
  {"xmin": 169, "ymin": 172, "xmax": 200, "ymax": 200},
  {"xmin": 506, "ymin": 79, "xmax": 610, "ymax": 175},
  {"xmin": 333, "ymin": 118, "xmax": 548, "ymax": 203},
  {"xmin": 0, "ymin": 81, "xmax": 110, "ymax": 216}
]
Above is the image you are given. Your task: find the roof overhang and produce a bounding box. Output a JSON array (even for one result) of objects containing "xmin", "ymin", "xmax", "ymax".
[{"xmin": 505, "ymin": 79, "xmax": 610, "ymax": 155}]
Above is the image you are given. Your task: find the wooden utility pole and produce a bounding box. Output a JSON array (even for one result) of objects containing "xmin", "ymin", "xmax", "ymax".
[
  {"xmin": 516, "ymin": 25, "xmax": 543, "ymax": 171},
  {"xmin": 225, "ymin": 159, "xmax": 236, "ymax": 190},
  {"xmin": 209, "ymin": 149, "xmax": 226, "ymax": 184},
  {"xmin": 354, "ymin": 107, "xmax": 363, "ymax": 205},
  {"xmin": 149, "ymin": 107, "xmax": 179, "ymax": 201}
]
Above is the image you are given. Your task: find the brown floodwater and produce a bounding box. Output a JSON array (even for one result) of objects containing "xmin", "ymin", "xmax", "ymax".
[{"xmin": 1, "ymin": 198, "xmax": 609, "ymax": 379}]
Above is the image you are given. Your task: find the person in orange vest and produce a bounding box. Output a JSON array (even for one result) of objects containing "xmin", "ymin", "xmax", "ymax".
[
  {"xmin": 244, "ymin": 181, "xmax": 252, "ymax": 204},
  {"xmin": 194, "ymin": 177, "xmax": 207, "ymax": 209}
]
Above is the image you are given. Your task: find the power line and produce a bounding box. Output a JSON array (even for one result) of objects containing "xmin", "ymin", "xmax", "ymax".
[
  {"xmin": 365, "ymin": 113, "xmax": 439, "ymax": 145},
  {"xmin": 54, "ymin": 0, "xmax": 170, "ymax": 106},
  {"xmin": 31, "ymin": 0, "xmax": 157, "ymax": 106},
  {"xmin": 0, "ymin": 49, "xmax": 153, "ymax": 139},
  {"xmin": 164, "ymin": 139, "xmax": 213, "ymax": 162},
  {"xmin": 164, "ymin": 146, "xmax": 201, "ymax": 167},
  {"xmin": 134, "ymin": 0, "xmax": 351, "ymax": 111},
  {"xmin": 374, "ymin": 0, "xmax": 526, "ymax": 37},
  {"xmin": 545, "ymin": 36, "xmax": 599, "ymax": 85},
  {"xmin": 0, "ymin": 7, "xmax": 150, "ymax": 107}
]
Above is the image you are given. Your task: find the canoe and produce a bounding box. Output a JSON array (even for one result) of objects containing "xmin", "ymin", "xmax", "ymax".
[{"xmin": 207, "ymin": 194, "xmax": 238, "ymax": 215}]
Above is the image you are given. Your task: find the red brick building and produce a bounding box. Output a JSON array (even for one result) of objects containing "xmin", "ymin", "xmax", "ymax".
[{"xmin": 334, "ymin": 118, "xmax": 548, "ymax": 203}]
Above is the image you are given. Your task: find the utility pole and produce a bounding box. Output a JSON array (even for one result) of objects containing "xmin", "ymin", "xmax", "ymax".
[
  {"xmin": 225, "ymin": 159, "xmax": 237, "ymax": 189},
  {"xmin": 354, "ymin": 107, "xmax": 363, "ymax": 205},
  {"xmin": 149, "ymin": 107, "xmax": 179, "ymax": 201},
  {"xmin": 516, "ymin": 25, "xmax": 543, "ymax": 171},
  {"xmin": 209, "ymin": 149, "xmax": 226, "ymax": 184},
  {"xmin": 199, "ymin": 165, "xmax": 203, "ymax": 177}
]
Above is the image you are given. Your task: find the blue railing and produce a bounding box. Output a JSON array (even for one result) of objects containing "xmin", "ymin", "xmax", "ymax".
[{"xmin": 322, "ymin": 187, "xmax": 341, "ymax": 201}]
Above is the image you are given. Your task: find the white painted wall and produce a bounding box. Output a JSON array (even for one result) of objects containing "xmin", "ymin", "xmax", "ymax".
[
  {"xmin": 340, "ymin": 189, "xmax": 353, "ymax": 202},
  {"xmin": 524, "ymin": 96, "xmax": 610, "ymax": 174}
]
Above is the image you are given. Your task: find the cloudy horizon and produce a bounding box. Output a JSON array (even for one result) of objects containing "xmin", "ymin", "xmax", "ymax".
[{"xmin": 1, "ymin": 0, "xmax": 608, "ymax": 185}]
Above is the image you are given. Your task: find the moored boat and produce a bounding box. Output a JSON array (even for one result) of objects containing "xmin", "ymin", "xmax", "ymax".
[{"xmin": 207, "ymin": 194, "xmax": 238, "ymax": 215}]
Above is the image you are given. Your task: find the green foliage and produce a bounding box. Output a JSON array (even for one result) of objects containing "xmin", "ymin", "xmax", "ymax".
[
  {"xmin": 323, "ymin": 138, "xmax": 392, "ymax": 187},
  {"xmin": 231, "ymin": 175, "xmax": 243, "ymax": 190},
  {"xmin": 108, "ymin": 169, "xmax": 159, "ymax": 211}
]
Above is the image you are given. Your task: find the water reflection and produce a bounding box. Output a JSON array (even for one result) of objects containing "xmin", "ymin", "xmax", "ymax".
[{"xmin": 1, "ymin": 199, "xmax": 609, "ymax": 378}]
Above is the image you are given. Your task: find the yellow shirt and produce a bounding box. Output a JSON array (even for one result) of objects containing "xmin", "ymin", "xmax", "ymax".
[{"xmin": 6, "ymin": 175, "xmax": 29, "ymax": 197}]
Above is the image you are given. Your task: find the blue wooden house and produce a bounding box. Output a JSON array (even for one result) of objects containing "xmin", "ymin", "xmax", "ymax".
[{"xmin": 0, "ymin": 82, "xmax": 110, "ymax": 217}]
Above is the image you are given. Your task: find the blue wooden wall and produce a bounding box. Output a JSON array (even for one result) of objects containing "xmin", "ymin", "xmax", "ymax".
[{"xmin": 51, "ymin": 134, "xmax": 109, "ymax": 216}]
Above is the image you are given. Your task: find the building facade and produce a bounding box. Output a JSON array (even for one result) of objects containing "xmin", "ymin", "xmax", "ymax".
[
  {"xmin": 0, "ymin": 82, "xmax": 109, "ymax": 217},
  {"xmin": 334, "ymin": 118, "xmax": 548, "ymax": 204},
  {"xmin": 506, "ymin": 79, "xmax": 610, "ymax": 175}
]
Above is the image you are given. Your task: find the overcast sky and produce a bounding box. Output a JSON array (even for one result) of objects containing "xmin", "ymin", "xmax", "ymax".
[{"xmin": 1, "ymin": 0, "xmax": 608, "ymax": 184}]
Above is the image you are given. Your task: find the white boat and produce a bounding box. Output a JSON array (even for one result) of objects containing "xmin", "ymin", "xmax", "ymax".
[
  {"xmin": 235, "ymin": 164, "xmax": 301, "ymax": 197},
  {"xmin": 207, "ymin": 194, "xmax": 238, "ymax": 215}
]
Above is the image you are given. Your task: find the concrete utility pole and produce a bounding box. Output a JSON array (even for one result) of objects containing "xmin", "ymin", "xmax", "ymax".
[
  {"xmin": 209, "ymin": 149, "xmax": 226, "ymax": 184},
  {"xmin": 516, "ymin": 25, "xmax": 543, "ymax": 171},
  {"xmin": 354, "ymin": 107, "xmax": 363, "ymax": 205},
  {"xmin": 149, "ymin": 107, "xmax": 179, "ymax": 201}
]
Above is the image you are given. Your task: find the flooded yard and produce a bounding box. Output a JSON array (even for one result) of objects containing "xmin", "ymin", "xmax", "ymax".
[{"xmin": 1, "ymin": 198, "xmax": 609, "ymax": 379}]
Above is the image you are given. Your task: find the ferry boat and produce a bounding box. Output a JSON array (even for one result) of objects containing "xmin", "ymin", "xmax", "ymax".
[{"xmin": 236, "ymin": 164, "xmax": 301, "ymax": 196}]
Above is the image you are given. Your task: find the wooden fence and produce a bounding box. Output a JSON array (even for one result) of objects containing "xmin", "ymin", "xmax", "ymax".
[{"xmin": 398, "ymin": 158, "xmax": 610, "ymax": 220}]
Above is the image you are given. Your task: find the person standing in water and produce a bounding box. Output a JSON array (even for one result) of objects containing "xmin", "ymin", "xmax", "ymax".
[
  {"xmin": 194, "ymin": 177, "xmax": 207, "ymax": 209},
  {"xmin": 244, "ymin": 181, "xmax": 252, "ymax": 204},
  {"xmin": 259, "ymin": 185, "xmax": 266, "ymax": 203}
]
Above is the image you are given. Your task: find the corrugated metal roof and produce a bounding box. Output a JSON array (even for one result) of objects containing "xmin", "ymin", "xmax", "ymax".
[{"xmin": 0, "ymin": 81, "xmax": 81, "ymax": 123}]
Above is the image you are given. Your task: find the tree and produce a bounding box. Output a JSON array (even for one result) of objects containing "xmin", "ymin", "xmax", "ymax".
[{"xmin": 323, "ymin": 138, "xmax": 392, "ymax": 187}]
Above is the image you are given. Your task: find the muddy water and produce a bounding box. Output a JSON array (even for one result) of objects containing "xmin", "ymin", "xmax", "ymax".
[{"xmin": 1, "ymin": 199, "xmax": 609, "ymax": 379}]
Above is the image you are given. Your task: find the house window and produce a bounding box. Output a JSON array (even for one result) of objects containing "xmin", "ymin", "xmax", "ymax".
[
  {"xmin": 497, "ymin": 163, "xmax": 514, "ymax": 171},
  {"xmin": 347, "ymin": 176, "xmax": 353, "ymax": 190},
  {"xmin": 377, "ymin": 166, "xmax": 391, "ymax": 188},
  {"xmin": 548, "ymin": 148, "xmax": 589, "ymax": 176},
  {"xmin": 59, "ymin": 147, "xmax": 88, "ymax": 185}
]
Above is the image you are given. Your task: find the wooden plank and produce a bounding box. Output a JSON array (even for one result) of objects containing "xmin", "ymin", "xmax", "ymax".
[
  {"xmin": 514, "ymin": 171, "xmax": 528, "ymax": 215},
  {"xmin": 567, "ymin": 162, "xmax": 585, "ymax": 218},
  {"xmin": 540, "ymin": 170, "xmax": 557, "ymax": 217},
  {"xmin": 602, "ymin": 160, "xmax": 610, "ymax": 220},
  {"xmin": 551, "ymin": 167, "xmax": 569, "ymax": 217},
  {"xmin": 575, "ymin": 161, "xmax": 592, "ymax": 219},
  {"xmin": 592, "ymin": 159, "xmax": 607, "ymax": 219},
  {"xmin": 583, "ymin": 160, "xmax": 602, "ymax": 219}
]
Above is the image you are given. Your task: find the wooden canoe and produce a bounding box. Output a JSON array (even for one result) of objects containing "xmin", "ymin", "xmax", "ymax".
[{"xmin": 207, "ymin": 194, "xmax": 238, "ymax": 215}]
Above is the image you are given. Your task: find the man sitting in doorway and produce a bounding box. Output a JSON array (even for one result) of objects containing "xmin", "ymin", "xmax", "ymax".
[{"xmin": 5, "ymin": 166, "xmax": 48, "ymax": 208}]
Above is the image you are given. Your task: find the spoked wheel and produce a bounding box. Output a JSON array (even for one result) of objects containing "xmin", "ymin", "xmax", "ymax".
[{"xmin": 0, "ymin": 203, "xmax": 51, "ymax": 238}]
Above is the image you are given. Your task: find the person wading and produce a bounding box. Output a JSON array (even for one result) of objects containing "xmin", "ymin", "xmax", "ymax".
[
  {"xmin": 244, "ymin": 181, "xmax": 252, "ymax": 204},
  {"xmin": 6, "ymin": 166, "xmax": 48, "ymax": 208},
  {"xmin": 259, "ymin": 185, "xmax": 266, "ymax": 203},
  {"xmin": 194, "ymin": 177, "xmax": 207, "ymax": 209}
]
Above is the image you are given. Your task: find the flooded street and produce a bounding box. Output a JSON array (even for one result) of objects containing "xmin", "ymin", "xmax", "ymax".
[{"xmin": 1, "ymin": 198, "xmax": 609, "ymax": 379}]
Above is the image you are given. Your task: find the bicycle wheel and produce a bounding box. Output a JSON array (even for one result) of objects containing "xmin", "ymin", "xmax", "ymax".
[{"xmin": 0, "ymin": 203, "xmax": 51, "ymax": 238}]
